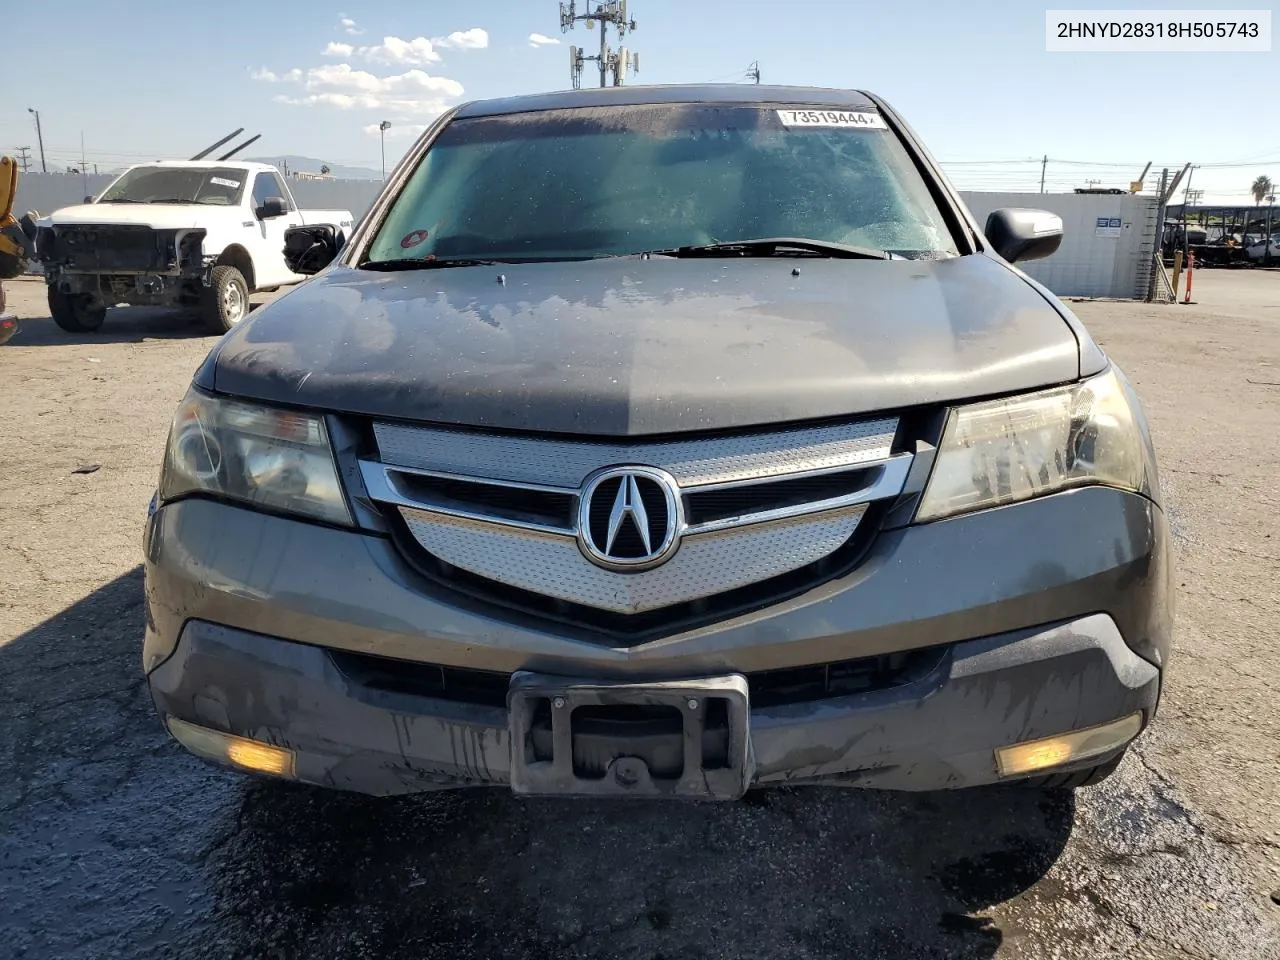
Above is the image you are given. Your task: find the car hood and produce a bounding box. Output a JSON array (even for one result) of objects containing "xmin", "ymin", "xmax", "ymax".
[
  {"xmin": 38, "ymin": 204, "xmax": 216, "ymax": 230},
  {"xmin": 208, "ymin": 255, "xmax": 1088, "ymax": 436}
]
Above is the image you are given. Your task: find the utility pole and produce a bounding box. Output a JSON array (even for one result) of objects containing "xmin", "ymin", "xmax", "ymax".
[
  {"xmin": 1039, "ymin": 155, "xmax": 1047, "ymax": 193},
  {"xmin": 27, "ymin": 108, "xmax": 47, "ymax": 173},
  {"xmin": 80, "ymin": 131, "xmax": 88, "ymax": 198},
  {"xmin": 562, "ymin": 1, "xmax": 638, "ymax": 89},
  {"xmin": 14, "ymin": 147, "xmax": 31, "ymax": 174},
  {"xmin": 747, "ymin": 60, "xmax": 761, "ymax": 84}
]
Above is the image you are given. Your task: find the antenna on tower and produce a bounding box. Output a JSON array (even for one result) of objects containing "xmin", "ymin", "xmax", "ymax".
[
  {"xmin": 569, "ymin": 44, "xmax": 583, "ymax": 89},
  {"xmin": 558, "ymin": 1, "xmax": 639, "ymax": 87}
]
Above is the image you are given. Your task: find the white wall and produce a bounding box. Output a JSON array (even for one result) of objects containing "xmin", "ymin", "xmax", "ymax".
[{"xmin": 960, "ymin": 191, "xmax": 1160, "ymax": 299}]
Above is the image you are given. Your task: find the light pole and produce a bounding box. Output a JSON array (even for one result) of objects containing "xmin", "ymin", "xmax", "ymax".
[
  {"xmin": 27, "ymin": 107, "xmax": 47, "ymax": 173},
  {"xmin": 379, "ymin": 121, "xmax": 392, "ymax": 179}
]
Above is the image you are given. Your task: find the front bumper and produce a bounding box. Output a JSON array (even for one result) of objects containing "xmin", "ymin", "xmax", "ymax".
[
  {"xmin": 48, "ymin": 269, "xmax": 200, "ymax": 307},
  {"xmin": 150, "ymin": 613, "xmax": 1158, "ymax": 794},
  {"xmin": 143, "ymin": 484, "xmax": 1172, "ymax": 795}
]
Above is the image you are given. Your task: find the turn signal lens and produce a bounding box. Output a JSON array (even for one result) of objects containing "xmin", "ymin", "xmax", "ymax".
[
  {"xmin": 166, "ymin": 716, "xmax": 296, "ymax": 778},
  {"xmin": 995, "ymin": 712, "xmax": 1143, "ymax": 778}
]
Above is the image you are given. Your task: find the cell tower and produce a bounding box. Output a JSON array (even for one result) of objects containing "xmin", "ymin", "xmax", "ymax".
[{"xmin": 562, "ymin": 1, "xmax": 639, "ymax": 89}]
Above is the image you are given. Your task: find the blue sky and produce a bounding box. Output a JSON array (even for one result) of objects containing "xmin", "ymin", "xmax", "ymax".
[{"xmin": 4, "ymin": 0, "xmax": 1276, "ymax": 203}]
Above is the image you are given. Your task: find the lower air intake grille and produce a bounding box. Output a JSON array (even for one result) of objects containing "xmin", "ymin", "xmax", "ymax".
[{"xmin": 327, "ymin": 646, "xmax": 949, "ymax": 711}]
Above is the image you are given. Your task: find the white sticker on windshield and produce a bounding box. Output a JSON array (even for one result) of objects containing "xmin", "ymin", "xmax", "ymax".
[
  {"xmin": 776, "ymin": 109, "xmax": 887, "ymax": 129},
  {"xmin": 210, "ymin": 177, "xmax": 241, "ymax": 188}
]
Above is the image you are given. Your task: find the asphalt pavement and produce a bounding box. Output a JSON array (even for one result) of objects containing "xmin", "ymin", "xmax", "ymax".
[{"xmin": 1, "ymin": 272, "xmax": 1277, "ymax": 959}]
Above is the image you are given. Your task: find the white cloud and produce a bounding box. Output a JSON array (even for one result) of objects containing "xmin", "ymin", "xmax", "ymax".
[
  {"xmin": 357, "ymin": 35, "xmax": 441, "ymax": 66},
  {"xmin": 269, "ymin": 63, "xmax": 463, "ymax": 120},
  {"xmin": 340, "ymin": 16, "xmax": 364, "ymax": 36},
  {"xmin": 529, "ymin": 33, "xmax": 561, "ymax": 47},
  {"xmin": 249, "ymin": 67, "xmax": 301, "ymax": 82},
  {"xmin": 276, "ymin": 93, "xmax": 361, "ymax": 110},
  {"xmin": 351, "ymin": 30, "xmax": 488, "ymax": 66},
  {"xmin": 255, "ymin": 26, "xmax": 474, "ymax": 124},
  {"xmin": 435, "ymin": 28, "xmax": 488, "ymax": 49},
  {"xmin": 303, "ymin": 64, "xmax": 463, "ymax": 98}
]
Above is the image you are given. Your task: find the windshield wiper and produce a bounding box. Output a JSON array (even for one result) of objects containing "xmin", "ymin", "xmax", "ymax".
[
  {"xmin": 99, "ymin": 198, "xmax": 144, "ymax": 204},
  {"xmin": 650, "ymin": 237, "xmax": 892, "ymax": 260},
  {"xmin": 361, "ymin": 257, "xmax": 502, "ymax": 271}
]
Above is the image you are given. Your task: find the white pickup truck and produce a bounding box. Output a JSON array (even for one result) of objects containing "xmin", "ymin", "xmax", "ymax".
[{"xmin": 35, "ymin": 161, "xmax": 354, "ymax": 333}]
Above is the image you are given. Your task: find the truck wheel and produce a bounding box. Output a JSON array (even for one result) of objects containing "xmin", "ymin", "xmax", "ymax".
[
  {"xmin": 202, "ymin": 265, "xmax": 249, "ymax": 333},
  {"xmin": 48, "ymin": 288, "xmax": 106, "ymax": 333}
]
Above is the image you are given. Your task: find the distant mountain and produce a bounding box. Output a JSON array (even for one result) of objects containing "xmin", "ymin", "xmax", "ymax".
[{"xmin": 245, "ymin": 155, "xmax": 382, "ymax": 180}]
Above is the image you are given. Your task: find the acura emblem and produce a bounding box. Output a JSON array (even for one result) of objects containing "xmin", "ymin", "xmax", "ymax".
[{"xmin": 577, "ymin": 466, "xmax": 683, "ymax": 571}]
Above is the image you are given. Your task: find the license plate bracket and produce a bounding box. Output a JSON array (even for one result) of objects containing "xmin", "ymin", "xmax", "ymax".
[{"xmin": 507, "ymin": 672, "xmax": 752, "ymax": 800}]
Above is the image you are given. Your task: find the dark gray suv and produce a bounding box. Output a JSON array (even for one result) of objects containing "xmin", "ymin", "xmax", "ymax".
[{"xmin": 143, "ymin": 85, "xmax": 1171, "ymax": 799}]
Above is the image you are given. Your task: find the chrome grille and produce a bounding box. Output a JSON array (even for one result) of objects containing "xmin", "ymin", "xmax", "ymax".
[
  {"xmin": 372, "ymin": 418, "xmax": 898, "ymax": 488},
  {"xmin": 399, "ymin": 505, "xmax": 867, "ymax": 614},
  {"xmin": 362, "ymin": 417, "xmax": 911, "ymax": 614}
]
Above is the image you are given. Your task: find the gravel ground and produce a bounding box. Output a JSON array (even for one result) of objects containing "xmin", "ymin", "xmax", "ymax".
[{"xmin": 1, "ymin": 271, "xmax": 1278, "ymax": 959}]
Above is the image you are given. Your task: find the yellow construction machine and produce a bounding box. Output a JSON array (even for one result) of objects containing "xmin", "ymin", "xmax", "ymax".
[{"xmin": 0, "ymin": 154, "xmax": 27, "ymax": 343}]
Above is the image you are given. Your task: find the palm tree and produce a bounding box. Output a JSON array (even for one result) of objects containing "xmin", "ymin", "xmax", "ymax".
[{"xmin": 1251, "ymin": 175, "xmax": 1273, "ymax": 206}]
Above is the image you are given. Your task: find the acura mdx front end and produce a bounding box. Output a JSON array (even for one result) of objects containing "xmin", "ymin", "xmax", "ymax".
[{"xmin": 143, "ymin": 85, "xmax": 1172, "ymax": 799}]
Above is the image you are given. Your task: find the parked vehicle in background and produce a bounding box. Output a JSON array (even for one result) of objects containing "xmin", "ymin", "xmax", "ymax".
[
  {"xmin": 35, "ymin": 161, "xmax": 354, "ymax": 334},
  {"xmin": 1245, "ymin": 235, "xmax": 1280, "ymax": 262},
  {"xmin": 144, "ymin": 85, "xmax": 1171, "ymax": 801}
]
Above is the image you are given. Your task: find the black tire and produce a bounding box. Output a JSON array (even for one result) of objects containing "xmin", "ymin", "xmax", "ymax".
[
  {"xmin": 1018, "ymin": 754, "xmax": 1124, "ymax": 790},
  {"xmin": 201, "ymin": 265, "xmax": 249, "ymax": 333},
  {"xmin": 48, "ymin": 288, "xmax": 106, "ymax": 333}
]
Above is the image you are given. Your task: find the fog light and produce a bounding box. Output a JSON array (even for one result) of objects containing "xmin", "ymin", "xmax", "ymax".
[
  {"xmin": 166, "ymin": 716, "xmax": 295, "ymax": 778},
  {"xmin": 995, "ymin": 712, "xmax": 1143, "ymax": 778}
]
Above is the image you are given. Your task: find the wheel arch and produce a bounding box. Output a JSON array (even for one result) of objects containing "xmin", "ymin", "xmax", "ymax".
[{"xmin": 215, "ymin": 244, "xmax": 256, "ymax": 292}]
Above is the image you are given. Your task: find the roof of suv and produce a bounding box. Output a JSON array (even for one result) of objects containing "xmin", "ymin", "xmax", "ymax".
[{"xmin": 454, "ymin": 84, "xmax": 878, "ymax": 119}]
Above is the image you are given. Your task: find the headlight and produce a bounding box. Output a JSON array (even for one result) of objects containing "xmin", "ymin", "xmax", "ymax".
[
  {"xmin": 915, "ymin": 366, "xmax": 1155, "ymax": 523},
  {"xmin": 159, "ymin": 388, "xmax": 351, "ymax": 526}
]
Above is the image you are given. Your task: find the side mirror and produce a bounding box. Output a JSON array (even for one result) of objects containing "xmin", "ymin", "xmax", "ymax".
[
  {"xmin": 84, "ymin": 195, "xmax": 94, "ymax": 204},
  {"xmin": 984, "ymin": 208, "xmax": 1063, "ymax": 263},
  {"xmin": 283, "ymin": 224, "xmax": 342, "ymax": 275},
  {"xmin": 257, "ymin": 196, "xmax": 288, "ymax": 220}
]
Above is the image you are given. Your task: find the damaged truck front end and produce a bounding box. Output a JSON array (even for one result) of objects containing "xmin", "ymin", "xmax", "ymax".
[{"xmin": 39, "ymin": 223, "xmax": 210, "ymax": 327}]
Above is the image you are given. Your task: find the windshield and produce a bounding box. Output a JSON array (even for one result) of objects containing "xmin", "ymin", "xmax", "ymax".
[
  {"xmin": 363, "ymin": 103, "xmax": 960, "ymax": 264},
  {"xmin": 97, "ymin": 167, "xmax": 247, "ymax": 205}
]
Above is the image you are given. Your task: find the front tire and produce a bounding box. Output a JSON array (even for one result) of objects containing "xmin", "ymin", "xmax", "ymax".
[
  {"xmin": 201, "ymin": 265, "xmax": 249, "ymax": 333},
  {"xmin": 48, "ymin": 288, "xmax": 106, "ymax": 333}
]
